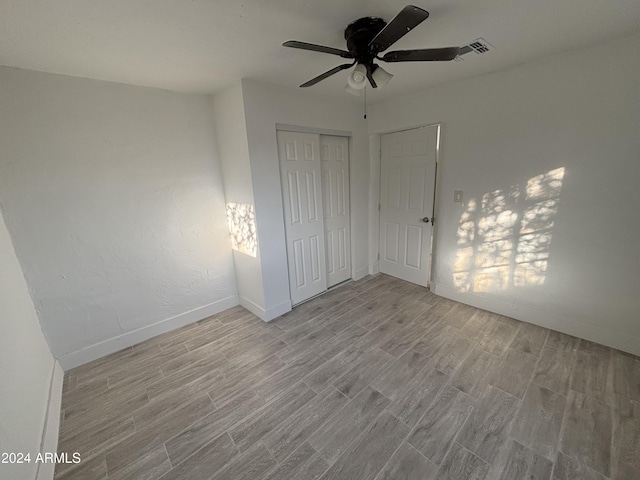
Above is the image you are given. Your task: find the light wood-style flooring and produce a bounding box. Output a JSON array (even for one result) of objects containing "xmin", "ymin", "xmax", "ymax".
[{"xmin": 55, "ymin": 274, "xmax": 640, "ymax": 480}]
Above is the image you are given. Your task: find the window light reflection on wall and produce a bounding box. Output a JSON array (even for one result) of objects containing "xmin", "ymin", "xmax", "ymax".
[
  {"xmin": 454, "ymin": 167, "xmax": 565, "ymax": 292},
  {"xmin": 226, "ymin": 202, "xmax": 257, "ymax": 257}
]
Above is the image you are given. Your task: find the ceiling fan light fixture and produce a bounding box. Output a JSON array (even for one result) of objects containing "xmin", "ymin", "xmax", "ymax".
[
  {"xmin": 344, "ymin": 84, "xmax": 362, "ymax": 96},
  {"xmin": 347, "ymin": 64, "xmax": 367, "ymax": 90},
  {"xmin": 371, "ymin": 65, "xmax": 393, "ymax": 88}
]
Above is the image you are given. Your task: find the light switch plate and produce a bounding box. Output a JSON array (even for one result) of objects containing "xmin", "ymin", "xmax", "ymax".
[{"xmin": 454, "ymin": 190, "xmax": 464, "ymax": 203}]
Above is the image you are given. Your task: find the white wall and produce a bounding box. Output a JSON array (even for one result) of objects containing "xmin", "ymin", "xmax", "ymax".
[
  {"xmin": 240, "ymin": 79, "xmax": 370, "ymax": 318},
  {"xmin": 369, "ymin": 32, "xmax": 640, "ymax": 355},
  {"xmin": 212, "ymin": 85, "xmax": 266, "ymax": 316},
  {"xmin": 0, "ymin": 207, "xmax": 60, "ymax": 480},
  {"xmin": 0, "ymin": 67, "xmax": 238, "ymax": 368}
]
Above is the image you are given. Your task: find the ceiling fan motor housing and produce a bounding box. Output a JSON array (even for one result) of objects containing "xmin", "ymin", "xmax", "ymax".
[{"xmin": 344, "ymin": 17, "xmax": 387, "ymax": 63}]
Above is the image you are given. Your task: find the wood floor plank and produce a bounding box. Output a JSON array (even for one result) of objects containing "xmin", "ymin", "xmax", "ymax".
[
  {"xmin": 353, "ymin": 302, "xmax": 397, "ymax": 331},
  {"xmin": 457, "ymin": 385, "xmax": 520, "ymax": 464},
  {"xmin": 278, "ymin": 312, "xmax": 342, "ymax": 346},
  {"xmin": 374, "ymin": 442, "xmax": 437, "ymax": 480},
  {"xmin": 495, "ymin": 440, "xmax": 552, "ymax": 480},
  {"xmin": 107, "ymin": 445, "xmax": 171, "ymax": 480},
  {"xmin": 458, "ymin": 310, "xmax": 497, "ymax": 342},
  {"xmin": 370, "ymin": 349, "xmax": 432, "ymax": 401},
  {"xmin": 229, "ymin": 383, "xmax": 316, "ymax": 452},
  {"xmin": 431, "ymin": 334, "xmax": 476, "ymax": 375},
  {"xmin": 277, "ymin": 324, "xmax": 345, "ymax": 363},
  {"xmin": 309, "ymin": 386, "xmax": 390, "ymax": 464},
  {"xmin": 207, "ymin": 354, "xmax": 286, "ymax": 406},
  {"xmin": 534, "ymin": 331, "xmax": 579, "ymax": 395},
  {"xmin": 317, "ymin": 412, "xmax": 409, "ymax": 480},
  {"xmin": 388, "ymin": 367, "xmax": 449, "ymax": 427},
  {"xmin": 220, "ymin": 332, "xmax": 287, "ymax": 366},
  {"xmin": 378, "ymin": 320, "xmax": 427, "ymax": 358},
  {"xmin": 407, "ymin": 385, "xmax": 475, "ymax": 465},
  {"xmin": 559, "ymin": 391, "xmax": 612, "ymax": 477},
  {"xmin": 441, "ymin": 303, "xmax": 477, "ymax": 329},
  {"xmin": 477, "ymin": 316, "xmax": 519, "ymax": 356},
  {"xmin": 58, "ymin": 414, "xmax": 136, "ymax": 462},
  {"xmin": 551, "ymin": 452, "xmax": 608, "ymax": 480},
  {"xmin": 160, "ymin": 336, "xmax": 227, "ymax": 377},
  {"xmin": 492, "ymin": 347, "xmax": 539, "ymax": 398},
  {"xmin": 510, "ymin": 322, "xmax": 549, "ymax": 357},
  {"xmin": 157, "ymin": 433, "xmax": 238, "ymax": 480},
  {"xmin": 571, "ymin": 341, "xmax": 612, "ymax": 404},
  {"xmin": 133, "ymin": 388, "xmax": 212, "ymax": 432},
  {"xmin": 164, "ymin": 389, "xmax": 265, "ymax": 466},
  {"xmin": 61, "ymin": 377, "xmax": 109, "ymax": 407},
  {"xmin": 451, "ymin": 347, "xmax": 500, "ymax": 398},
  {"xmin": 436, "ymin": 443, "xmax": 490, "ymax": 480},
  {"xmin": 146, "ymin": 353, "xmax": 228, "ymax": 400},
  {"xmin": 275, "ymin": 302, "xmax": 326, "ymax": 331},
  {"xmin": 510, "ymin": 383, "xmax": 566, "ymax": 459},
  {"xmin": 210, "ymin": 443, "xmax": 277, "ymax": 480},
  {"xmin": 180, "ymin": 320, "xmax": 249, "ymax": 352},
  {"xmin": 263, "ymin": 443, "xmax": 328, "ymax": 480},
  {"xmin": 303, "ymin": 345, "xmax": 366, "ymax": 394},
  {"xmin": 104, "ymin": 395, "xmax": 215, "ymax": 477},
  {"xmin": 54, "ymin": 454, "xmax": 107, "ymax": 480},
  {"xmin": 612, "ymin": 351, "xmax": 640, "ymax": 402},
  {"xmin": 312, "ymin": 323, "xmax": 370, "ymax": 360},
  {"xmin": 262, "ymin": 386, "xmax": 348, "ymax": 463},
  {"xmin": 252, "ymin": 352, "xmax": 326, "ymax": 403},
  {"xmin": 611, "ymin": 395, "xmax": 640, "ymax": 480},
  {"xmin": 333, "ymin": 348, "xmax": 395, "ymax": 399},
  {"xmin": 62, "ymin": 387, "xmax": 148, "ymax": 428},
  {"xmin": 411, "ymin": 323, "xmax": 456, "ymax": 357}
]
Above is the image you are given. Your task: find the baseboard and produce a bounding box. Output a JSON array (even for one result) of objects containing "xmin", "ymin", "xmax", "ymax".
[
  {"xmin": 433, "ymin": 283, "xmax": 640, "ymax": 357},
  {"xmin": 239, "ymin": 296, "xmax": 292, "ymax": 322},
  {"xmin": 368, "ymin": 262, "xmax": 379, "ymax": 275},
  {"xmin": 353, "ymin": 267, "xmax": 369, "ymax": 282},
  {"xmin": 239, "ymin": 296, "xmax": 266, "ymax": 319},
  {"xmin": 58, "ymin": 295, "xmax": 239, "ymax": 369},
  {"xmin": 264, "ymin": 299, "xmax": 292, "ymax": 321},
  {"xmin": 36, "ymin": 361, "xmax": 64, "ymax": 480}
]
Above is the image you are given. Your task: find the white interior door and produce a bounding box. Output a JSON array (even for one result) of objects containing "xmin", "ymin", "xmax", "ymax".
[
  {"xmin": 379, "ymin": 126, "xmax": 437, "ymax": 287},
  {"xmin": 321, "ymin": 135, "xmax": 351, "ymax": 288},
  {"xmin": 277, "ymin": 131, "xmax": 327, "ymax": 305}
]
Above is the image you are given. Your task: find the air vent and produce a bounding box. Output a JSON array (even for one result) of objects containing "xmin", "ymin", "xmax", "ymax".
[{"xmin": 455, "ymin": 38, "xmax": 494, "ymax": 61}]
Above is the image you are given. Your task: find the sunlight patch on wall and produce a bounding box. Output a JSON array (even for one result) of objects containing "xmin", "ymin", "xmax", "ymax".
[
  {"xmin": 454, "ymin": 167, "xmax": 565, "ymax": 292},
  {"xmin": 226, "ymin": 202, "xmax": 257, "ymax": 257}
]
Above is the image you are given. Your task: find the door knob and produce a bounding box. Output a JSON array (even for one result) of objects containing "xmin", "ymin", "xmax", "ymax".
[{"xmin": 421, "ymin": 217, "xmax": 430, "ymax": 223}]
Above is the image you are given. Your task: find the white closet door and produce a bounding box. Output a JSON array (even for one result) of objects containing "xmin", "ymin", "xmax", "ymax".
[
  {"xmin": 321, "ymin": 135, "xmax": 351, "ymax": 287},
  {"xmin": 379, "ymin": 126, "xmax": 437, "ymax": 287},
  {"xmin": 277, "ymin": 131, "xmax": 327, "ymax": 305}
]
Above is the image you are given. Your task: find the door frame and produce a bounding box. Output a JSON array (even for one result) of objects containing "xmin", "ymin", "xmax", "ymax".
[
  {"xmin": 275, "ymin": 124, "xmax": 355, "ymax": 304},
  {"xmin": 374, "ymin": 123, "xmax": 442, "ymax": 288}
]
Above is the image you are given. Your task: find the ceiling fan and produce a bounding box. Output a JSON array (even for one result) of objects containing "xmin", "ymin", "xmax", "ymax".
[{"xmin": 283, "ymin": 5, "xmax": 461, "ymax": 94}]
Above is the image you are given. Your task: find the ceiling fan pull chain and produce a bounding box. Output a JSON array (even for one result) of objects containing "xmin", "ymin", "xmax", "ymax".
[{"xmin": 363, "ymin": 86, "xmax": 367, "ymax": 119}]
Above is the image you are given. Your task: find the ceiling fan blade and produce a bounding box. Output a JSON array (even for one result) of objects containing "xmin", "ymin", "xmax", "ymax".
[
  {"xmin": 366, "ymin": 64, "xmax": 377, "ymax": 88},
  {"xmin": 300, "ymin": 63, "xmax": 354, "ymax": 88},
  {"xmin": 283, "ymin": 40, "xmax": 353, "ymax": 59},
  {"xmin": 369, "ymin": 5, "xmax": 430, "ymax": 53},
  {"xmin": 382, "ymin": 47, "xmax": 461, "ymax": 62}
]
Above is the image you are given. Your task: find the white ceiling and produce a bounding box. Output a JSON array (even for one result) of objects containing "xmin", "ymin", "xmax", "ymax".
[{"xmin": 1, "ymin": 0, "xmax": 639, "ymax": 102}]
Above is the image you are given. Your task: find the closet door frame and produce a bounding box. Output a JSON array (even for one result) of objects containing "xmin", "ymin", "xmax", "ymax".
[{"xmin": 276, "ymin": 124, "xmax": 353, "ymax": 305}]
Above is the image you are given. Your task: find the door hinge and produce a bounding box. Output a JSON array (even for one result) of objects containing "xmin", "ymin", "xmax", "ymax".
[
  {"xmin": 377, "ymin": 252, "xmax": 380, "ymax": 260},
  {"xmin": 378, "ymin": 203, "xmax": 381, "ymax": 211}
]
